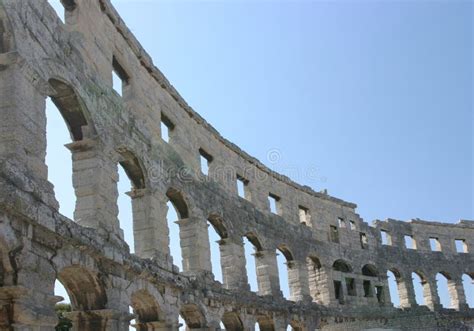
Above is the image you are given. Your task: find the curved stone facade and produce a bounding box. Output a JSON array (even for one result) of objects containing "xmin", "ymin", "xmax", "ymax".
[{"xmin": 0, "ymin": 0, "xmax": 472, "ymax": 330}]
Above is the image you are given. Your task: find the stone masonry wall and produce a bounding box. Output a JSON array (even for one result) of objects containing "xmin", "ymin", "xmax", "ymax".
[{"xmin": 0, "ymin": 0, "xmax": 472, "ymax": 330}]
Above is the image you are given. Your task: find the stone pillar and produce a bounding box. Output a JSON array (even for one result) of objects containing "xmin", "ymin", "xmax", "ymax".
[
  {"xmin": 0, "ymin": 286, "xmax": 58, "ymax": 331},
  {"xmin": 423, "ymin": 278, "xmax": 441, "ymax": 310},
  {"xmin": 219, "ymin": 237, "xmax": 250, "ymax": 290},
  {"xmin": 255, "ymin": 250, "xmax": 282, "ymax": 297},
  {"xmin": 311, "ymin": 266, "xmax": 332, "ymax": 305},
  {"xmin": 273, "ymin": 316, "xmax": 288, "ymax": 331},
  {"xmin": 448, "ymin": 277, "xmax": 469, "ymax": 311},
  {"xmin": 398, "ymin": 275, "xmax": 418, "ymax": 308},
  {"xmin": 67, "ymin": 139, "xmax": 123, "ymax": 240},
  {"xmin": 67, "ymin": 309, "xmax": 133, "ymax": 331},
  {"xmin": 287, "ymin": 260, "xmax": 311, "ymax": 302},
  {"xmin": 177, "ymin": 217, "xmax": 212, "ymax": 273},
  {"xmin": 0, "ymin": 62, "xmax": 57, "ymax": 208},
  {"xmin": 128, "ymin": 189, "xmax": 171, "ymax": 264}
]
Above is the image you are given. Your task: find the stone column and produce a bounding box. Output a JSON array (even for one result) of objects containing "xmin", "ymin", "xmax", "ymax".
[
  {"xmin": 311, "ymin": 266, "xmax": 332, "ymax": 305},
  {"xmin": 219, "ymin": 237, "xmax": 250, "ymax": 290},
  {"xmin": 255, "ymin": 250, "xmax": 282, "ymax": 297},
  {"xmin": 448, "ymin": 277, "xmax": 469, "ymax": 311},
  {"xmin": 0, "ymin": 62, "xmax": 57, "ymax": 208},
  {"xmin": 398, "ymin": 275, "xmax": 418, "ymax": 308},
  {"xmin": 128, "ymin": 189, "xmax": 171, "ymax": 265},
  {"xmin": 0, "ymin": 286, "xmax": 58, "ymax": 331},
  {"xmin": 287, "ymin": 260, "xmax": 311, "ymax": 302},
  {"xmin": 67, "ymin": 139, "xmax": 123, "ymax": 240},
  {"xmin": 423, "ymin": 278, "xmax": 441, "ymax": 310},
  {"xmin": 177, "ymin": 217, "xmax": 212, "ymax": 273}
]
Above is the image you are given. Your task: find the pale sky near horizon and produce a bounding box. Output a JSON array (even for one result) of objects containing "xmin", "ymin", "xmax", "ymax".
[{"xmin": 46, "ymin": 0, "xmax": 473, "ymax": 323}]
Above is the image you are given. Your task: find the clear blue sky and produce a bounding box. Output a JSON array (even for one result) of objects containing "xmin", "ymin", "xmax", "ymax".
[{"xmin": 48, "ymin": 0, "xmax": 472, "ymax": 317}]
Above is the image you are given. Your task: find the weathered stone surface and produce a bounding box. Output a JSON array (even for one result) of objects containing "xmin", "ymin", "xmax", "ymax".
[{"xmin": 0, "ymin": 0, "xmax": 473, "ymax": 330}]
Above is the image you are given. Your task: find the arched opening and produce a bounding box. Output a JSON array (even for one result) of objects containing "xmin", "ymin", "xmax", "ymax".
[
  {"xmin": 208, "ymin": 214, "xmax": 228, "ymax": 284},
  {"xmin": 387, "ymin": 269, "xmax": 401, "ymax": 307},
  {"xmin": 46, "ymin": 79, "xmax": 90, "ymax": 220},
  {"xmin": 57, "ymin": 266, "xmax": 107, "ymax": 311},
  {"xmin": 221, "ymin": 312, "xmax": 244, "ymax": 331},
  {"xmin": 332, "ymin": 260, "xmax": 352, "ymax": 273},
  {"xmin": 436, "ymin": 272, "xmax": 453, "ymax": 308},
  {"xmin": 332, "ymin": 259, "xmax": 353, "ymax": 304},
  {"xmin": 117, "ymin": 149, "xmax": 147, "ymax": 253},
  {"xmin": 54, "ymin": 279, "xmax": 73, "ymax": 330},
  {"xmin": 243, "ymin": 233, "xmax": 262, "ymax": 292},
  {"xmin": 276, "ymin": 245, "xmax": 294, "ymax": 299},
  {"xmin": 307, "ymin": 256, "xmax": 323, "ymax": 303},
  {"xmin": 362, "ymin": 264, "xmax": 378, "ymax": 277},
  {"xmin": 130, "ymin": 290, "xmax": 162, "ymax": 328},
  {"xmin": 180, "ymin": 304, "xmax": 206, "ymax": 330},
  {"xmin": 412, "ymin": 272, "xmax": 426, "ymax": 306},
  {"xmin": 462, "ymin": 274, "xmax": 474, "ymax": 307},
  {"xmin": 166, "ymin": 188, "xmax": 189, "ymax": 272},
  {"xmin": 256, "ymin": 315, "xmax": 275, "ymax": 331}
]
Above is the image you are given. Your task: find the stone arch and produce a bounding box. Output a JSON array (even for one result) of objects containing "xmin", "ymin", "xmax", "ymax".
[
  {"xmin": 386, "ymin": 268, "xmax": 403, "ymax": 307},
  {"xmin": 412, "ymin": 270, "xmax": 430, "ymax": 307},
  {"xmin": 256, "ymin": 315, "xmax": 275, "ymax": 331},
  {"xmin": 57, "ymin": 265, "xmax": 107, "ymax": 311},
  {"xmin": 117, "ymin": 148, "xmax": 146, "ymax": 189},
  {"xmin": 221, "ymin": 311, "xmax": 244, "ymax": 331},
  {"xmin": 130, "ymin": 290, "xmax": 163, "ymax": 324},
  {"xmin": 166, "ymin": 187, "xmax": 189, "ymax": 219},
  {"xmin": 48, "ymin": 78, "xmax": 92, "ymax": 142},
  {"xmin": 208, "ymin": 214, "xmax": 229, "ymax": 239},
  {"xmin": 180, "ymin": 304, "xmax": 206, "ymax": 329},
  {"xmin": 290, "ymin": 319, "xmax": 305, "ymax": 331},
  {"xmin": 332, "ymin": 259, "xmax": 352, "ymax": 273},
  {"xmin": 362, "ymin": 264, "xmax": 378, "ymax": 277},
  {"xmin": 277, "ymin": 244, "xmax": 294, "ymax": 262},
  {"xmin": 245, "ymin": 232, "xmax": 263, "ymax": 252},
  {"xmin": 462, "ymin": 273, "xmax": 474, "ymax": 307}
]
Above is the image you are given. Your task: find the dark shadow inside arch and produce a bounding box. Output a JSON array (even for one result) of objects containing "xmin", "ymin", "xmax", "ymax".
[
  {"xmin": 0, "ymin": 18, "xmax": 5, "ymax": 53},
  {"xmin": 57, "ymin": 266, "xmax": 107, "ymax": 311},
  {"xmin": 257, "ymin": 315, "xmax": 275, "ymax": 331},
  {"xmin": 222, "ymin": 312, "xmax": 244, "ymax": 331},
  {"xmin": 362, "ymin": 264, "xmax": 378, "ymax": 277},
  {"xmin": 333, "ymin": 259, "xmax": 352, "ymax": 273},
  {"xmin": 277, "ymin": 244, "xmax": 294, "ymax": 261},
  {"xmin": 166, "ymin": 188, "xmax": 189, "ymax": 219},
  {"xmin": 48, "ymin": 79, "xmax": 89, "ymax": 141},
  {"xmin": 245, "ymin": 232, "xmax": 263, "ymax": 252},
  {"xmin": 207, "ymin": 214, "xmax": 228, "ymax": 239},
  {"xmin": 118, "ymin": 149, "xmax": 146, "ymax": 189},
  {"xmin": 180, "ymin": 304, "xmax": 206, "ymax": 329},
  {"xmin": 131, "ymin": 290, "xmax": 162, "ymax": 324}
]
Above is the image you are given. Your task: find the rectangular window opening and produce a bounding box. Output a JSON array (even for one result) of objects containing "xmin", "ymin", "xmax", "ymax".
[
  {"xmin": 330, "ymin": 225, "xmax": 339, "ymax": 243},
  {"xmin": 404, "ymin": 235, "xmax": 417, "ymax": 250},
  {"xmin": 455, "ymin": 239, "xmax": 468, "ymax": 253},
  {"xmin": 268, "ymin": 193, "xmax": 281, "ymax": 215},
  {"xmin": 160, "ymin": 113, "xmax": 174, "ymax": 143},
  {"xmin": 334, "ymin": 280, "xmax": 343, "ymax": 303},
  {"xmin": 298, "ymin": 206, "xmax": 311, "ymax": 226},
  {"xmin": 112, "ymin": 56, "xmax": 130, "ymax": 96},
  {"xmin": 429, "ymin": 237, "xmax": 441, "ymax": 252},
  {"xmin": 360, "ymin": 232, "xmax": 368, "ymax": 249},
  {"xmin": 349, "ymin": 220, "xmax": 356, "ymax": 230},
  {"xmin": 346, "ymin": 278, "xmax": 357, "ymax": 296},
  {"xmin": 236, "ymin": 175, "xmax": 250, "ymax": 200},
  {"xmin": 199, "ymin": 148, "xmax": 213, "ymax": 176},
  {"xmin": 381, "ymin": 230, "xmax": 392, "ymax": 246},
  {"xmin": 363, "ymin": 280, "xmax": 373, "ymax": 297},
  {"xmin": 338, "ymin": 217, "xmax": 346, "ymax": 228}
]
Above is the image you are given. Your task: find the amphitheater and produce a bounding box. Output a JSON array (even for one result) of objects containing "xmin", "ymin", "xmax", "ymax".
[{"xmin": 0, "ymin": 0, "xmax": 473, "ymax": 330}]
